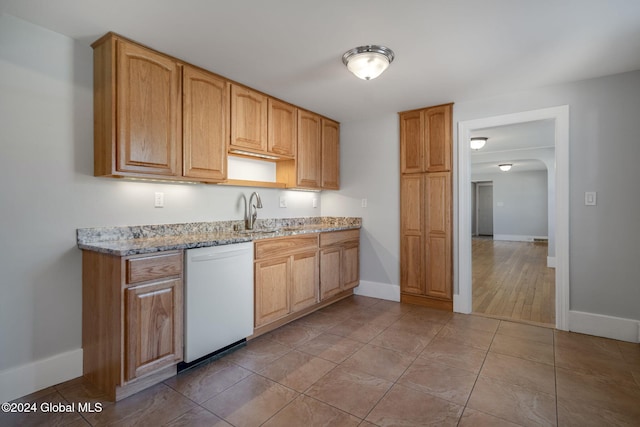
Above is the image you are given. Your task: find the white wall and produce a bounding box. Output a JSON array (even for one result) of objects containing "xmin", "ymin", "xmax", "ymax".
[
  {"xmin": 472, "ymin": 170, "xmax": 548, "ymax": 239},
  {"xmin": 321, "ymin": 115, "xmax": 400, "ymax": 297},
  {"xmin": 0, "ymin": 14, "xmax": 320, "ymax": 401}
]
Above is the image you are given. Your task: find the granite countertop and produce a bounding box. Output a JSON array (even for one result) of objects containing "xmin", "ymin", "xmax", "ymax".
[{"xmin": 77, "ymin": 217, "xmax": 361, "ymax": 256}]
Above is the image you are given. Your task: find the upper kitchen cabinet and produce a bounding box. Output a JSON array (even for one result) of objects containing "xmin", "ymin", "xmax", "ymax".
[
  {"xmin": 295, "ymin": 110, "xmax": 322, "ymax": 189},
  {"xmin": 182, "ymin": 65, "xmax": 229, "ymax": 182},
  {"xmin": 321, "ymin": 118, "xmax": 340, "ymax": 190},
  {"xmin": 399, "ymin": 103, "xmax": 452, "ymax": 173},
  {"xmin": 268, "ymin": 99, "xmax": 297, "ymax": 158},
  {"xmin": 92, "ymin": 32, "xmax": 340, "ymax": 189},
  {"xmin": 230, "ymin": 85, "xmax": 268, "ymax": 154},
  {"xmin": 277, "ymin": 111, "xmax": 340, "ymax": 190},
  {"xmin": 93, "ymin": 34, "xmax": 182, "ymax": 178}
]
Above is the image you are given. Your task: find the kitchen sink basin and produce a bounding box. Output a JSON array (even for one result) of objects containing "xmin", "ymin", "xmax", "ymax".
[{"xmin": 237, "ymin": 228, "xmax": 279, "ymax": 235}]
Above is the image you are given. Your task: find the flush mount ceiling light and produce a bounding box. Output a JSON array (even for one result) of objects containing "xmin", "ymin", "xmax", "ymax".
[
  {"xmin": 470, "ymin": 137, "xmax": 488, "ymax": 150},
  {"xmin": 342, "ymin": 45, "xmax": 395, "ymax": 80},
  {"xmin": 499, "ymin": 163, "xmax": 513, "ymax": 172}
]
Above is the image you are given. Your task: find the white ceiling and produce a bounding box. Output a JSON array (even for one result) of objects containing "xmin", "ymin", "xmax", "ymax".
[
  {"xmin": 470, "ymin": 120, "xmax": 555, "ymax": 174},
  {"xmin": 2, "ymin": 0, "xmax": 640, "ymax": 123}
]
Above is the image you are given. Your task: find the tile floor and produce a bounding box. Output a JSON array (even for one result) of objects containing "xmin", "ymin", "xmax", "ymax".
[{"xmin": 3, "ymin": 295, "xmax": 640, "ymax": 426}]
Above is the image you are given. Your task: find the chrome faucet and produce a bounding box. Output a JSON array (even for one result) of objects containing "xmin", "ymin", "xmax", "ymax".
[{"xmin": 245, "ymin": 192, "xmax": 263, "ymax": 230}]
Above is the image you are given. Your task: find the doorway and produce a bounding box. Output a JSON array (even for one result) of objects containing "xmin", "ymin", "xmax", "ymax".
[
  {"xmin": 475, "ymin": 182, "xmax": 493, "ymax": 237},
  {"xmin": 455, "ymin": 106, "xmax": 570, "ymax": 331}
]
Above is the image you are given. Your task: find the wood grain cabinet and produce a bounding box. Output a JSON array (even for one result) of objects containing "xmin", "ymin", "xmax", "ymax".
[
  {"xmin": 399, "ymin": 103, "xmax": 453, "ymax": 310},
  {"xmin": 231, "ymin": 84, "xmax": 268, "ymax": 153},
  {"xmin": 182, "ymin": 65, "xmax": 229, "ymax": 182},
  {"xmin": 92, "ymin": 33, "xmax": 229, "ymax": 183},
  {"xmin": 268, "ymin": 98, "xmax": 297, "ymax": 158},
  {"xmin": 277, "ymin": 112, "xmax": 341, "ymax": 190},
  {"xmin": 400, "ymin": 104, "xmax": 452, "ymax": 173},
  {"xmin": 93, "ymin": 32, "xmax": 340, "ymax": 189},
  {"xmin": 254, "ymin": 235, "xmax": 319, "ymax": 328},
  {"xmin": 253, "ymin": 229, "xmax": 360, "ymax": 335},
  {"xmin": 319, "ymin": 230, "xmax": 360, "ymax": 300},
  {"xmin": 82, "ymin": 250, "xmax": 183, "ymax": 401},
  {"xmin": 93, "ymin": 34, "xmax": 182, "ymax": 178},
  {"xmin": 295, "ymin": 110, "xmax": 323, "ymax": 189},
  {"xmin": 321, "ymin": 118, "xmax": 340, "ymax": 189}
]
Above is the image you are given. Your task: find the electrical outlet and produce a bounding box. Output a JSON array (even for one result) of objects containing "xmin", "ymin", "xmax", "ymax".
[
  {"xmin": 312, "ymin": 198, "xmax": 318, "ymax": 208},
  {"xmin": 154, "ymin": 192, "xmax": 164, "ymax": 208},
  {"xmin": 361, "ymin": 198, "xmax": 367, "ymax": 208},
  {"xmin": 279, "ymin": 196, "xmax": 287, "ymax": 208}
]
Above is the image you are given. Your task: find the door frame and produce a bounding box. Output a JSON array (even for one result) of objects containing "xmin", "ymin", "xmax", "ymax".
[{"xmin": 455, "ymin": 105, "xmax": 570, "ymax": 331}]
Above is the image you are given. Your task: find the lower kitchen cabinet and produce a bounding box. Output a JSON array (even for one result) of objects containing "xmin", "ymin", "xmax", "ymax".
[
  {"xmin": 82, "ymin": 250, "xmax": 183, "ymax": 401},
  {"xmin": 255, "ymin": 256, "xmax": 292, "ymax": 327},
  {"xmin": 124, "ymin": 278, "xmax": 183, "ymax": 381},
  {"xmin": 291, "ymin": 251, "xmax": 320, "ymax": 312},
  {"xmin": 253, "ymin": 229, "xmax": 360, "ymax": 335},
  {"xmin": 400, "ymin": 173, "xmax": 452, "ymax": 309},
  {"xmin": 319, "ymin": 229, "xmax": 360, "ymax": 300},
  {"xmin": 254, "ymin": 235, "xmax": 319, "ymax": 328}
]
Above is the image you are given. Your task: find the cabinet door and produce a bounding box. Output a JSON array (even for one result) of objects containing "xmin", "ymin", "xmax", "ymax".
[
  {"xmin": 424, "ymin": 104, "xmax": 452, "ymax": 172},
  {"xmin": 319, "ymin": 247, "xmax": 341, "ymax": 300},
  {"xmin": 255, "ymin": 257, "xmax": 290, "ymax": 327},
  {"xmin": 321, "ymin": 119, "xmax": 340, "ymax": 189},
  {"xmin": 231, "ymin": 85, "xmax": 268, "ymax": 152},
  {"xmin": 125, "ymin": 279, "xmax": 183, "ymax": 381},
  {"xmin": 297, "ymin": 110, "xmax": 322, "ymax": 189},
  {"xmin": 268, "ymin": 99, "xmax": 296, "ymax": 157},
  {"xmin": 116, "ymin": 41, "xmax": 181, "ymax": 176},
  {"xmin": 291, "ymin": 251, "xmax": 319, "ymax": 312},
  {"xmin": 400, "ymin": 110, "xmax": 424, "ymax": 173},
  {"xmin": 400, "ymin": 175, "xmax": 424, "ymax": 295},
  {"xmin": 342, "ymin": 242, "xmax": 360, "ymax": 290},
  {"xmin": 424, "ymin": 173, "xmax": 452, "ymax": 299},
  {"xmin": 183, "ymin": 66, "xmax": 229, "ymax": 182}
]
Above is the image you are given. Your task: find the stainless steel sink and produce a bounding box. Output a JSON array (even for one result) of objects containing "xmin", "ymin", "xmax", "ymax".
[{"xmin": 237, "ymin": 228, "xmax": 279, "ymax": 235}]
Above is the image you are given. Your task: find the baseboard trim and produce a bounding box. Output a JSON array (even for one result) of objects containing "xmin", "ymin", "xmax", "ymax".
[
  {"xmin": 568, "ymin": 310, "xmax": 639, "ymax": 343},
  {"xmin": 547, "ymin": 256, "xmax": 556, "ymax": 268},
  {"xmin": 0, "ymin": 348, "xmax": 83, "ymax": 403},
  {"xmin": 453, "ymin": 294, "xmax": 472, "ymax": 314},
  {"xmin": 354, "ymin": 281, "xmax": 400, "ymax": 302},
  {"xmin": 493, "ymin": 234, "xmax": 548, "ymax": 242}
]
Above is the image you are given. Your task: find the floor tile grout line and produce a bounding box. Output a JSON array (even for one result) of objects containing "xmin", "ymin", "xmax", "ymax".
[{"xmin": 454, "ymin": 319, "xmax": 500, "ymax": 426}]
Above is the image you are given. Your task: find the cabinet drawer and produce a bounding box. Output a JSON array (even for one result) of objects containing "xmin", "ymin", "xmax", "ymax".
[
  {"xmin": 320, "ymin": 229, "xmax": 360, "ymax": 247},
  {"xmin": 255, "ymin": 235, "xmax": 318, "ymax": 259},
  {"xmin": 126, "ymin": 252, "xmax": 182, "ymax": 284}
]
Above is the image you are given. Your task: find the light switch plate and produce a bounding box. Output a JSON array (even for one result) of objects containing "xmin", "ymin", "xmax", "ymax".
[
  {"xmin": 312, "ymin": 198, "xmax": 318, "ymax": 208},
  {"xmin": 361, "ymin": 198, "xmax": 368, "ymax": 208},
  {"xmin": 279, "ymin": 196, "xmax": 287, "ymax": 208},
  {"xmin": 585, "ymin": 191, "xmax": 597, "ymax": 206},
  {"xmin": 154, "ymin": 192, "xmax": 164, "ymax": 208}
]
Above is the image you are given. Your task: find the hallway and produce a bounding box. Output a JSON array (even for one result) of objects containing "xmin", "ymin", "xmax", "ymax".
[{"xmin": 472, "ymin": 238, "xmax": 555, "ymax": 326}]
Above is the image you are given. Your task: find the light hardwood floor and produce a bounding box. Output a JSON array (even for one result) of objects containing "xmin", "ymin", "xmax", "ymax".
[{"xmin": 472, "ymin": 238, "xmax": 555, "ymax": 326}]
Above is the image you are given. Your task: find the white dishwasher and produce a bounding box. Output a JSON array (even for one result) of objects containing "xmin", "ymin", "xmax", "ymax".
[{"xmin": 183, "ymin": 242, "xmax": 254, "ymax": 364}]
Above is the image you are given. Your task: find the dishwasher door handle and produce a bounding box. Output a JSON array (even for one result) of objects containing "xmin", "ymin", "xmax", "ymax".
[{"xmin": 190, "ymin": 249, "xmax": 251, "ymax": 262}]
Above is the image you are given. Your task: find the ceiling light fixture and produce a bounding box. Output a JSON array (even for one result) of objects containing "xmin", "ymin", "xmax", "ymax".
[
  {"xmin": 499, "ymin": 163, "xmax": 513, "ymax": 172},
  {"xmin": 470, "ymin": 137, "xmax": 488, "ymax": 150},
  {"xmin": 342, "ymin": 45, "xmax": 395, "ymax": 80}
]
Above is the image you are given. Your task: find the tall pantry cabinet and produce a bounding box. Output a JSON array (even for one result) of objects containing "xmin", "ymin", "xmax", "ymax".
[{"xmin": 399, "ymin": 103, "xmax": 453, "ymax": 310}]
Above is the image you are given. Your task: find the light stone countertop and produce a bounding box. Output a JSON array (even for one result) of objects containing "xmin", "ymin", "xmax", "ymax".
[{"xmin": 77, "ymin": 217, "xmax": 361, "ymax": 256}]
